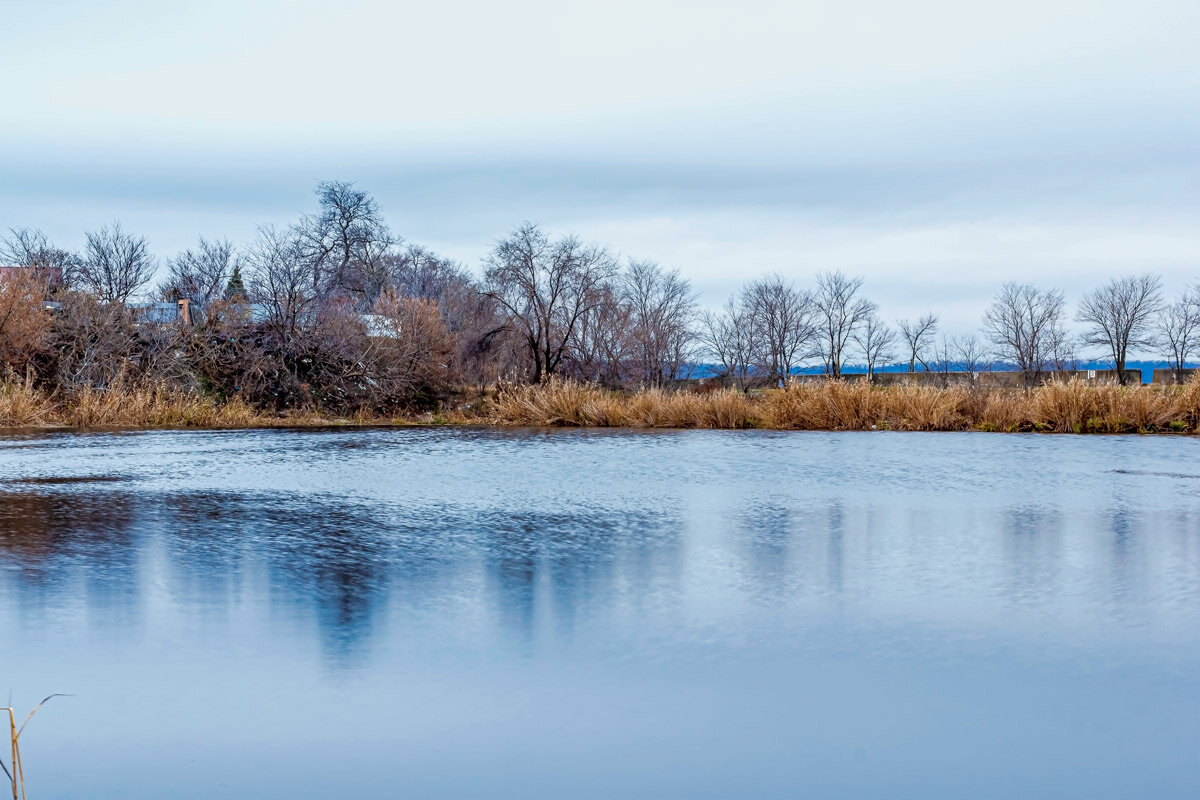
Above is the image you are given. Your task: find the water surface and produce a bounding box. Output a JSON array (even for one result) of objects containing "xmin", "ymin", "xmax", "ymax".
[{"xmin": 1, "ymin": 428, "xmax": 1198, "ymax": 798}]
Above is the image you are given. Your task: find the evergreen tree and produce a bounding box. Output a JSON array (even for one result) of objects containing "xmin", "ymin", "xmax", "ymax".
[{"xmin": 225, "ymin": 263, "xmax": 246, "ymax": 301}]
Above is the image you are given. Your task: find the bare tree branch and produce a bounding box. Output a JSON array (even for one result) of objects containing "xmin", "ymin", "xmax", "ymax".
[
  {"xmin": 814, "ymin": 270, "xmax": 875, "ymax": 377},
  {"xmin": 982, "ymin": 282, "xmax": 1067, "ymax": 388},
  {"xmin": 897, "ymin": 312, "xmax": 939, "ymax": 372},
  {"xmin": 77, "ymin": 222, "xmax": 156, "ymax": 303},
  {"xmin": 1077, "ymin": 273, "xmax": 1163, "ymax": 384}
]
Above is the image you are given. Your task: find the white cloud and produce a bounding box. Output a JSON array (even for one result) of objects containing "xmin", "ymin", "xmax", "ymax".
[{"xmin": 0, "ymin": 0, "xmax": 1196, "ymax": 339}]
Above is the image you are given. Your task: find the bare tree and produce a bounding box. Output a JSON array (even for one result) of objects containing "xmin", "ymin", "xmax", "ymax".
[
  {"xmin": 621, "ymin": 260, "xmax": 698, "ymax": 387},
  {"xmin": 382, "ymin": 244, "xmax": 465, "ymax": 302},
  {"xmin": 702, "ymin": 296, "xmax": 757, "ymax": 390},
  {"xmin": 484, "ymin": 222, "xmax": 618, "ymax": 383},
  {"xmin": 295, "ymin": 180, "xmax": 395, "ymax": 305},
  {"xmin": 1047, "ymin": 320, "xmax": 1079, "ymax": 372},
  {"xmin": 569, "ymin": 282, "xmax": 630, "ymax": 386},
  {"xmin": 743, "ymin": 273, "xmax": 816, "ymax": 386},
  {"xmin": 814, "ymin": 270, "xmax": 875, "ymax": 377},
  {"xmin": 159, "ymin": 237, "xmax": 238, "ymax": 306},
  {"xmin": 853, "ymin": 313, "xmax": 897, "ymax": 382},
  {"xmin": 953, "ymin": 334, "xmax": 990, "ymax": 381},
  {"xmin": 1077, "ymin": 274, "xmax": 1163, "ymax": 385},
  {"xmin": 76, "ymin": 222, "xmax": 156, "ymax": 303},
  {"xmin": 1, "ymin": 228, "xmax": 78, "ymax": 291},
  {"xmin": 897, "ymin": 313, "xmax": 939, "ymax": 372},
  {"xmin": 929, "ymin": 335, "xmax": 955, "ymax": 387},
  {"xmin": 246, "ymin": 225, "xmax": 317, "ymax": 342},
  {"xmin": 982, "ymin": 282, "xmax": 1067, "ymax": 388},
  {"xmin": 1158, "ymin": 291, "xmax": 1200, "ymax": 384}
]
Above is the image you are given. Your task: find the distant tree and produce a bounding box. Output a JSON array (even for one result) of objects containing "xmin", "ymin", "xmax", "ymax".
[
  {"xmin": 621, "ymin": 259, "xmax": 698, "ymax": 387},
  {"xmin": 930, "ymin": 335, "xmax": 954, "ymax": 387},
  {"xmin": 1158, "ymin": 290, "xmax": 1200, "ymax": 384},
  {"xmin": 743, "ymin": 273, "xmax": 816, "ymax": 386},
  {"xmin": 484, "ymin": 222, "xmax": 617, "ymax": 383},
  {"xmin": 814, "ymin": 270, "xmax": 875, "ymax": 377},
  {"xmin": 295, "ymin": 180, "xmax": 395, "ymax": 305},
  {"xmin": 983, "ymin": 282, "xmax": 1067, "ymax": 388},
  {"xmin": 1, "ymin": 228, "xmax": 78, "ymax": 291},
  {"xmin": 569, "ymin": 281, "xmax": 630, "ymax": 386},
  {"xmin": 852, "ymin": 312, "xmax": 896, "ymax": 382},
  {"xmin": 702, "ymin": 296, "xmax": 757, "ymax": 391},
  {"xmin": 225, "ymin": 263, "xmax": 247, "ymax": 301},
  {"xmin": 1077, "ymin": 274, "xmax": 1163, "ymax": 385},
  {"xmin": 381, "ymin": 244, "xmax": 464, "ymax": 302},
  {"xmin": 953, "ymin": 334, "xmax": 990, "ymax": 381},
  {"xmin": 1047, "ymin": 320, "xmax": 1080, "ymax": 372},
  {"xmin": 77, "ymin": 222, "xmax": 156, "ymax": 303},
  {"xmin": 159, "ymin": 237, "xmax": 238, "ymax": 306},
  {"xmin": 897, "ymin": 312, "xmax": 939, "ymax": 372},
  {"xmin": 246, "ymin": 225, "xmax": 317, "ymax": 342}
]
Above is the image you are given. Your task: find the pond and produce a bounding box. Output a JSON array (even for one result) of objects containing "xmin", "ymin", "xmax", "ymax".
[{"xmin": 0, "ymin": 428, "xmax": 1198, "ymax": 798}]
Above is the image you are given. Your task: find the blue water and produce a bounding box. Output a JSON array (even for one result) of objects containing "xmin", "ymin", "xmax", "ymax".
[{"xmin": 1, "ymin": 428, "xmax": 1198, "ymax": 798}]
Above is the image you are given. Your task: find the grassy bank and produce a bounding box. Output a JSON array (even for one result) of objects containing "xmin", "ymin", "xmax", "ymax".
[
  {"xmin": 0, "ymin": 379, "xmax": 413, "ymax": 430},
  {"xmin": 488, "ymin": 378, "xmax": 1200, "ymax": 434},
  {"xmin": 3, "ymin": 377, "xmax": 1200, "ymax": 434}
]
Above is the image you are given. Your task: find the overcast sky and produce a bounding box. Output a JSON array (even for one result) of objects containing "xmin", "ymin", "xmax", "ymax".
[{"xmin": 1, "ymin": 0, "xmax": 1197, "ymax": 333}]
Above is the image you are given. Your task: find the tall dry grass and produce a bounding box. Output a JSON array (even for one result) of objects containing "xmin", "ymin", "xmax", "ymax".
[
  {"xmin": 0, "ymin": 379, "xmax": 342, "ymax": 430},
  {"xmin": 1023, "ymin": 378, "xmax": 1200, "ymax": 433},
  {"xmin": 488, "ymin": 380, "xmax": 756, "ymax": 428},
  {"xmin": 487, "ymin": 377, "xmax": 1200, "ymax": 434},
  {"xmin": 3, "ymin": 375, "xmax": 1198, "ymax": 433},
  {"xmin": 0, "ymin": 376, "xmax": 54, "ymax": 428}
]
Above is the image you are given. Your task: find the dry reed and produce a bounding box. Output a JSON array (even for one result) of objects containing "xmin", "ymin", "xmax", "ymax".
[
  {"xmin": 486, "ymin": 377, "xmax": 1200, "ymax": 434},
  {"xmin": 0, "ymin": 380, "xmax": 338, "ymax": 430},
  {"xmin": 0, "ymin": 377, "xmax": 53, "ymax": 428},
  {"xmin": 2, "ymin": 376, "xmax": 1198, "ymax": 434},
  {"xmin": 3, "ymin": 694, "xmax": 67, "ymax": 800}
]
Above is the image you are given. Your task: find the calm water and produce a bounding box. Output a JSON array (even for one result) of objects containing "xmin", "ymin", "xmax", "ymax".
[{"xmin": 0, "ymin": 428, "xmax": 1198, "ymax": 798}]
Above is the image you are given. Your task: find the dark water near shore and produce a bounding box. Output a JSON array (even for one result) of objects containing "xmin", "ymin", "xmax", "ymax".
[{"xmin": 1, "ymin": 428, "xmax": 1198, "ymax": 798}]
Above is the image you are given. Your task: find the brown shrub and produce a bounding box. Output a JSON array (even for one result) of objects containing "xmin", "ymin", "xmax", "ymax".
[{"xmin": 0, "ymin": 268, "xmax": 53, "ymax": 373}]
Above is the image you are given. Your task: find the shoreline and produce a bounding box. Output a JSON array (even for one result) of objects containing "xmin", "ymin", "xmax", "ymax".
[
  {"xmin": 3, "ymin": 378, "xmax": 1199, "ymax": 436},
  {"xmin": 2, "ymin": 423, "xmax": 1197, "ymax": 437}
]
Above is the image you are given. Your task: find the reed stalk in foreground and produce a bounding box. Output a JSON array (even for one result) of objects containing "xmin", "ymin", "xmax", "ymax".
[{"xmin": 2, "ymin": 695, "xmax": 67, "ymax": 800}]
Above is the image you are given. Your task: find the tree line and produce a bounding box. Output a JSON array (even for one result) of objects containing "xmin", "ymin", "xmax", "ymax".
[
  {"xmin": 706, "ymin": 271, "xmax": 1198, "ymax": 388},
  {"xmin": 1, "ymin": 180, "xmax": 1198, "ymax": 413}
]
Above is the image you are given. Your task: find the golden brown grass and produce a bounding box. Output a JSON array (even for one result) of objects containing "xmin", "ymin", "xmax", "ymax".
[
  {"xmin": 2, "ymin": 375, "xmax": 1198, "ymax": 433},
  {"xmin": 63, "ymin": 383, "xmax": 259, "ymax": 428},
  {"xmin": 487, "ymin": 377, "xmax": 1200, "ymax": 434},
  {"xmin": 0, "ymin": 380, "xmax": 343, "ymax": 430},
  {"xmin": 488, "ymin": 380, "xmax": 756, "ymax": 428},
  {"xmin": 0, "ymin": 376, "xmax": 53, "ymax": 428}
]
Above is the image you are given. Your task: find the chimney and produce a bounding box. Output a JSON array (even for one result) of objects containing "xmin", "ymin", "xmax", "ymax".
[{"xmin": 178, "ymin": 298, "xmax": 191, "ymax": 325}]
